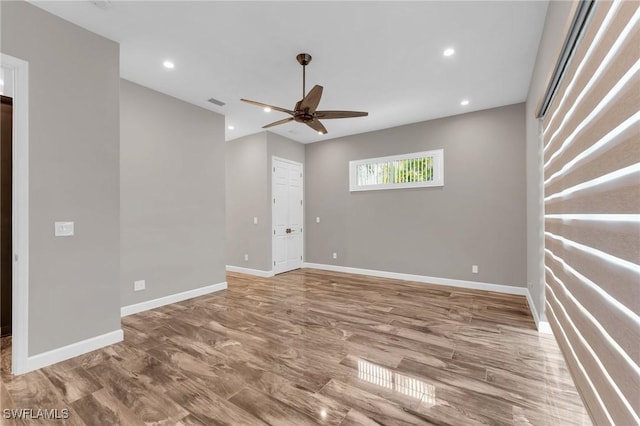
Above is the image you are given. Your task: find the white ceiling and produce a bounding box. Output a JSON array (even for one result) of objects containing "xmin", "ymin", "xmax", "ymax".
[{"xmin": 31, "ymin": 1, "xmax": 548, "ymax": 143}]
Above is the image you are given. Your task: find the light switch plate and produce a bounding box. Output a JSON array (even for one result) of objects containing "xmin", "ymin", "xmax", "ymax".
[
  {"xmin": 54, "ymin": 221, "xmax": 74, "ymax": 237},
  {"xmin": 253, "ymin": 217, "xmax": 258, "ymax": 225},
  {"xmin": 316, "ymin": 217, "xmax": 320, "ymax": 223}
]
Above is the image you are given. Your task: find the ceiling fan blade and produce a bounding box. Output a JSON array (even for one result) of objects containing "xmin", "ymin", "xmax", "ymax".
[
  {"xmin": 240, "ymin": 99, "xmax": 294, "ymax": 115},
  {"xmin": 306, "ymin": 119, "xmax": 328, "ymax": 135},
  {"xmin": 299, "ymin": 85, "xmax": 323, "ymax": 113},
  {"xmin": 315, "ymin": 110, "xmax": 368, "ymax": 119},
  {"xmin": 262, "ymin": 117, "xmax": 294, "ymax": 129}
]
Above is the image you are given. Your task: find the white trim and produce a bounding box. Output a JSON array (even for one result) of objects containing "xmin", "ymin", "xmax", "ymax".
[
  {"xmin": 226, "ymin": 265, "xmax": 274, "ymax": 278},
  {"xmin": 1, "ymin": 53, "xmax": 30, "ymax": 375},
  {"xmin": 538, "ymin": 321, "xmax": 553, "ymax": 334},
  {"xmin": 302, "ymin": 263, "xmax": 555, "ymax": 332},
  {"xmin": 23, "ymin": 329, "xmax": 123, "ymax": 374},
  {"xmin": 302, "ymin": 263, "xmax": 528, "ymax": 296},
  {"xmin": 526, "ymin": 289, "xmax": 553, "ymax": 334},
  {"xmin": 121, "ymin": 282, "xmax": 227, "ymax": 317}
]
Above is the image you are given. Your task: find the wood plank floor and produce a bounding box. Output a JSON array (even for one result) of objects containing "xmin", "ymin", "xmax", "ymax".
[{"xmin": 0, "ymin": 269, "xmax": 590, "ymax": 425}]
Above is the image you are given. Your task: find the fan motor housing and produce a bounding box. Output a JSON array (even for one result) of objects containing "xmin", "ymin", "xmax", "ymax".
[{"xmin": 294, "ymin": 112, "xmax": 315, "ymax": 123}]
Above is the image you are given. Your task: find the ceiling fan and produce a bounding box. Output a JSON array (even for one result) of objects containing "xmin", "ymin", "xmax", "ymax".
[{"xmin": 241, "ymin": 53, "xmax": 368, "ymax": 135}]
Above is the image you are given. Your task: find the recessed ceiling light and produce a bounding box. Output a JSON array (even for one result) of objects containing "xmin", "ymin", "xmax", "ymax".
[
  {"xmin": 443, "ymin": 48, "xmax": 455, "ymax": 57},
  {"xmin": 318, "ymin": 131, "xmax": 324, "ymax": 135},
  {"xmin": 460, "ymin": 99, "xmax": 470, "ymax": 106},
  {"xmin": 163, "ymin": 60, "xmax": 175, "ymax": 69},
  {"xmin": 228, "ymin": 125, "xmax": 235, "ymax": 130},
  {"xmin": 263, "ymin": 107, "xmax": 271, "ymax": 112}
]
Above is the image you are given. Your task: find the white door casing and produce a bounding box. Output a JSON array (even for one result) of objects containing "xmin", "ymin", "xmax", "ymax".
[
  {"xmin": 272, "ymin": 157, "xmax": 303, "ymax": 274},
  {"xmin": 1, "ymin": 53, "xmax": 29, "ymax": 374}
]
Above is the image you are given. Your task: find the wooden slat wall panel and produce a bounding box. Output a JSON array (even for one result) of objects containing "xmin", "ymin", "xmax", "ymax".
[
  {"xmin": 544, "ymin": 255, "xmax": 640, "ymax": 363},
  {"xmin": 542, "ymin": 1, "xmax": 640, "ymax": 424},
  {"xmin": 546, "ymin": 129, "xmax": 639, "ymax": 196},
  {"xmin": 544, "ymin": 41, "xmax": 639, "ymax": 173},
  {"xmin": 545, "ymin": 237, "xmax": 640, "ymax": 314},
  {"xmin": 544, "ymin": 2, "xmax": 638, "ymax": 153},
  {"xmin": 546, "ymin": 274, "xmax": 639, "ymax": 403},
  {"xmin": 545, "ymin": 219, "xmax": 640, "ymax": 263},
  {"xmin": 546, "ymin": 304, "xmax": 616, "ymax": 426},
  {"xmin": 544, "ymin": 82, "xmax": 639, "ymax": 179},
  {"xmin": 546, "ymin": 295, "xmax": 637, "ymax": 424},
  {"xmin": 542, "ymin": 1, "xmax": 614, "ymax": 155},
  {"xmin": 544, "ymin": 173, "xmax": 640, "ymax": 214}
]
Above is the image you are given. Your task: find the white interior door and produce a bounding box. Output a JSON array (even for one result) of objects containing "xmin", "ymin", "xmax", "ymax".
[{"xmin": 272, "ymin": 157, "xmax": 303, "ymax": 274}]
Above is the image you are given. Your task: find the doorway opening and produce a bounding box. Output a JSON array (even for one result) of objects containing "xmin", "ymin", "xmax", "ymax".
[
  {"xmin": 1, "ymin": 94, "xmax": 12, "ymax": 338},
  {"xmin": 2, "ymin": 53, "xmax": 29, "ymax": 375}
]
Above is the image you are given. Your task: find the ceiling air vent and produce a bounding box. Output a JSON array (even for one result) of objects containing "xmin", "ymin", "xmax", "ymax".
[
  {"xmin": 90, "ymin": 1, "xmax": 113, "ymax": 10},
  {"xmin": 207, "ymin": 98, "xmax": 226, "ymax": 107}
]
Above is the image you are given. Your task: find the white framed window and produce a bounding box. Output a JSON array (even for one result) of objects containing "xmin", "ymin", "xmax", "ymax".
[{"xmin": 349, "ymin": 149, "xmax": 444, "ymax": 192}]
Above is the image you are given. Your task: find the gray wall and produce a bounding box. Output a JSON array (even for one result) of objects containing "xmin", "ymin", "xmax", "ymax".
[
  {"xmin": 1, "ymin": 1, "xmax": 121, "ymax": 355},
  {"xmin": 525, "ymin": 1, "xmax": 575, "ymax": 319},
  {"xmin": 267, "ymin": 132, "xmax": 306, "ymax": 165},
  {"xmin": 306, "ymin": 104, "xmax": 527, "ymax": 287},
  {"xmin": 226, "ymin": 131, "xmax": 305, "ymax": 271},
  {"xmin": 120, "ymin": 80, "xmax": 226, "ymax": 306},
  {"xmin": 225, "ymin": 132, "xmax": 270, "ymax": 271}
]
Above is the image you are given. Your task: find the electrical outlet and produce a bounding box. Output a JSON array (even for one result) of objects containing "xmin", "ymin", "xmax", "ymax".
[
  {"xmin": 134, "ymin": 280, "xmax": 145, "ymax": 291},
  {"xmin": 54, "ymin": 221, "xmax": 74, "ymax": 237},
  {"xmin": 316, "ymin": 217, "xmax": 320, "ymax": 223},
  {"xmin": 333, "ymin": 252, "xmax": 337, "ymax": 259},
  {"xmin": 253, "ymin": 217, "xmax": 258, "ymax": 225},
  {"xmin": 472, "ymin": 265, "xmax": 478, "ymax": 274},
  {"xmin": 244, "ymin": 254, "xmax": 249, "ymax": 261}
]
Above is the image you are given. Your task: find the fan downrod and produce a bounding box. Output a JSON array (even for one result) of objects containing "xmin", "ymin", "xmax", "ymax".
[{"xmin": 297, "ymin": 53, "xmax": 312, "ymax": 98}]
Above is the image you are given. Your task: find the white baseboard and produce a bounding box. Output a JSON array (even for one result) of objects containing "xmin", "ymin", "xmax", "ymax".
[
  {"xmin": 537, "ymin": 321, "xmax": 553, "ymax": 334},
  {"xmin": 303, "ymin": 263, "xmax": 555, "ymax": 333},
  {"xmin": 21, "ymin": 329, "xmax": 123, "ymax": 374},
  {"xmin": 226, "ymin": 265, "xmax": 274, "ymax": 278},
  {"xmin": 121, "ymin": 282, "xmax": 227, "ymax": 317},
  {"xmin": 302, "ymin": 263, "xmax": 529, "ymax": 296},
  {"xmin": 526, "ymin": 290, "xmax": 553, "ymax": 334}
]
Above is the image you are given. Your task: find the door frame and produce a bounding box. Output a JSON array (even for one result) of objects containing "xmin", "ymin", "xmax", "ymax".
[
  {"xmin": 1, "ymin": 53, "xmax": 30, "ymax": 375},
  {"xmin": 271, "ymin": 156, "xmax": 304, "ymax": 274}
]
